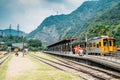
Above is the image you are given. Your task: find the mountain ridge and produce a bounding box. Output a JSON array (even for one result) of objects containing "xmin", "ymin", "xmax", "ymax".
[
  {"xmin": 27, "ymin": 0, "xmax": 120, "ymax": 45},
  {"xmin": 0, "ymin": 29, "xmax": 25, "ymax": 37}
]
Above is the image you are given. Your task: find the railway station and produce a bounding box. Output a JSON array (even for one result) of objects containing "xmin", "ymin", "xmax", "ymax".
[
  {"xmin": 1, "ymin": 0, "xmax": 120, "ymax": 80},
  {"xmin": 46, "ymin": 37, "xmax": 120, "ymax": 71},
  {"xmin": 0, "ymin": 36, "xmax": 120, "ymax": 80}
]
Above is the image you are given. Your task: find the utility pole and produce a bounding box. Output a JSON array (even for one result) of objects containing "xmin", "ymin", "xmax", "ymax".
[
  {"xmin": 85, "ymin": 30, "xmax": 88, "ymax": 55},
  {"xmin": 70, "ymin": 38, "xmax": 72, "ymax": 54},
  {"xmin": 22, "ymin": 33, "xmax": 25, "ymax": 57},
  {"xmin": 56, "ymin": 11, "xmax": 58, "ymax": 15},
  {"xmin": 9, "ymin": 24, "xmax": 12, "ymax": 36},
  {"xmin": 17, "ymin": 24, "xmax": 19, "ymax": 36}
]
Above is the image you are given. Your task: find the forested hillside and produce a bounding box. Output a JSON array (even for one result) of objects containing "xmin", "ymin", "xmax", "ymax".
[
  {"xmin": 87, "ymin": 2, "xmax": 120, "ymax": 45},
  {"xmin": 27, "ymin": 0, "xmax": 120, "ymax": 46},
  {"xmin": 0, "ymin": 29, "xmax": 24, "ymax": 37}
]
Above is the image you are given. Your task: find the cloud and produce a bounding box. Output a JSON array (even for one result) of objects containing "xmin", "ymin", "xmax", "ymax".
[
  {"xmin": 0, "ymin": 0, "xmax": 87, "ymax": 33},
  {"xmin": 18, "ymin": 0, "xmax": 40, "ymax": 5},
  {"xmin": 44, "ymin": 0, "xmax": 65, "ymax": 3}
]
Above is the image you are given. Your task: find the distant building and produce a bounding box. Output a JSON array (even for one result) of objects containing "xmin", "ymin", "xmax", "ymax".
[
  {"xmin": 12, "ymin": 43, "xmax": 27, "ymax": 50},
  {"xmin": 0, "ymin": 42, "xmax": 4, "ymax": 50}
]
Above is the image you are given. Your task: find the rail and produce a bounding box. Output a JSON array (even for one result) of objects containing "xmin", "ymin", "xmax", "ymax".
[
  {"xmin": 0, "ymin": 53, "xmax": 10, "ymax": 65},
  {"xmin": 29, "ymin": 53, "xmax": 120, "ymax": 80}
]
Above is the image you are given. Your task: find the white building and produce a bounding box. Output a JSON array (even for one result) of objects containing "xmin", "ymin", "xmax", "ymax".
[{"xmin": 12, "ymin": 43, "xmax": 27, "ymax": 50}]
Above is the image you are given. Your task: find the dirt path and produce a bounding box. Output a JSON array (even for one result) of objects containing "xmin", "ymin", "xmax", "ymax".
[{"xmin": 5, "ymin": 53, "xmax": 36, "ymax": 80}]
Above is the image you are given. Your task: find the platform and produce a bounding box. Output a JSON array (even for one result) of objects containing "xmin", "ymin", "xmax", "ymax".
[{"xmin": 44, "ymin": 51, "xmax": 120, "ymax": 72}]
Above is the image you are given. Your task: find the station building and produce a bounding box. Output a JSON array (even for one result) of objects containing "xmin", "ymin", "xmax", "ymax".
[
  {"xmin": 12, "ymin": 43, "xmax": 27, "ymax": 51},
  {"xmin": 47, "ymin": 38, "xmax": 77, "ymax": 54}
]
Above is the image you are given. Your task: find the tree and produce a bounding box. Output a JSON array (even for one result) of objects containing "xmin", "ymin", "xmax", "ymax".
[
  {"xmin": 89, "ymin": 24, "xmax": 110, "ymax": 37},
  {"xmin": 27, "ymin": 39, "xmax": 42, "ymax": 51}
]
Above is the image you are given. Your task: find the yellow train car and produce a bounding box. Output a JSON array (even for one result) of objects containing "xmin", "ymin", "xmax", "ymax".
[{"xmin": 86, "ymin": 36, "xmax": 117, "ymax": 56}]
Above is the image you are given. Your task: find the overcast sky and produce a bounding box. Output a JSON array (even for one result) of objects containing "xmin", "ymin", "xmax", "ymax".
[{"xmin": 0, "ymin": 0, "xmax": 87, "ymax": 33}]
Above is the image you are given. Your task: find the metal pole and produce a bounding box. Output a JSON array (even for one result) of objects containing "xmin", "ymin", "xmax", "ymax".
[
  {"xmin": 17, "ymin": 24, "xmax": 19, "ymax": 36},
  {"xmin": 22, "ymin": 33, "xmax": 24, "ymax": 57},
  {"xmin": 9, "ymin": 24, "xmax": 12, "ymax": 36},
  {"xmin": 70, "ymin": 38, "xmax": 73, "ymax": 54},
  {"xmin": 60, "ymin": 44, "xmax": 62, "ymax": 53},
  {"xmin": 86, "ymin": 33, "xmax": 87, "ymax": 55}
]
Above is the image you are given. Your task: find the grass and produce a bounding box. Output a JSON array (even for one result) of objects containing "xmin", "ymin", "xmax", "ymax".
[
  {"xmin": 14, "ymin": 54, "xmax": 83, "ymax": 80},
  {"xmin": 0, "ymin": 54, "xmax": 12, "ymax": 80}
]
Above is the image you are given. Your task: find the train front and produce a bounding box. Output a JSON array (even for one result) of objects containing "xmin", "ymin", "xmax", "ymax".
[{"xmin": 102, "ymin": 36, "xmax": 117, "ymax": 55}]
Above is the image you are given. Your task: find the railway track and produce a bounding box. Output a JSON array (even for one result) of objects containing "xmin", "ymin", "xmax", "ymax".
[
  {"xmin": 29, "ymin": 53, "xmax": 120, "ymax": 80},
  {"xmin": 0, "ymin": 53, "xmax": 10, "ymax": 65},
  {"xmin": 48, "ymin": 54, "xmax": 120, "ymax": 79}
]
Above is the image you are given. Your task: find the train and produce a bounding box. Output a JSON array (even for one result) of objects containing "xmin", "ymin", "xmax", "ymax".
[
  {"xmin": 77, "ymin": 36, "xmax": 117, "ymax": 56},
  {"xmin": 47, "ymin": 36, "xmax": 117, "ymax": 56}
]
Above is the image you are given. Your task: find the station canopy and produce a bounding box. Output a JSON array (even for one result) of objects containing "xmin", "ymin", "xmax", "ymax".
[{"xmin": 47, "ymin": 38, "xmax": 78, "ymax": 48}]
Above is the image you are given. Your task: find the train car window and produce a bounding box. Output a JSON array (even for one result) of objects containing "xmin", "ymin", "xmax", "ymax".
[
  {"xmin": 84, "ymin": 42, "xmax": 86, "ymax": 47},
  {"xmin": 87, "ymin": 43, "xmax": 88, "ymax": 47},
  {"xmin": 109, "ymin": 41, "xmax": 112, "ymax": 46},
  {"xmin": 93, "ymin": 43, "xmax": 96, "ymax": 47},
  {"xmin": 99, "ymin": 42, "xmax": 101, "ymax": 47},
  {"xmin": 97, "ymin": 44, "xmax": 99, "ymax": 48},
  {"xmin": 103, "ymin": 39, "xmax": 108, "ymax": 46},
  {"xmin": 113, "ymin": 39, "xmax": 116, "ymax": 46},
  {"xmin": 90, "ymin": 43, "xmax": 92, "ymax": 47}
]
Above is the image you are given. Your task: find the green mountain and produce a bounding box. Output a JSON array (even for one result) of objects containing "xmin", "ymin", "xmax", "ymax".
[
  {"xmin": 27, "ymin": 0, "xmax": 120, "ymax": 45},
  {"xmin": 0, "ymin": 29, "xmax": 25, "ymax": 37},
  {"xmin": 87, "ymin": 2, "xmax": 120, "ymax": 45}
]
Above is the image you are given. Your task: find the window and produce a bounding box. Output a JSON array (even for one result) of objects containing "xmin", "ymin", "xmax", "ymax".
[
  {"xmin": 90, "ymin": 43, "xmax": 92, "ymax": 47},
  {"xmin": 103, "ymin": 39, "xmax": 108, "ymax": 46},
  {"xmin": 93, "ymin": 43, "xmax": 96, "ymax": 47},
  {"xmin": 113, "ymin": 39, "xmax": 116, "ymax": 46},
  {"xmin": 109, "ymin": 41, "xmax": 112, "ymax": 46},
  {"xmin": 99, "ymin": 42, "xmax": 101, "ymax": 47},
  {"xmin": 97, "ymin": 44, "xmax": 99, "ymax": 48}
]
